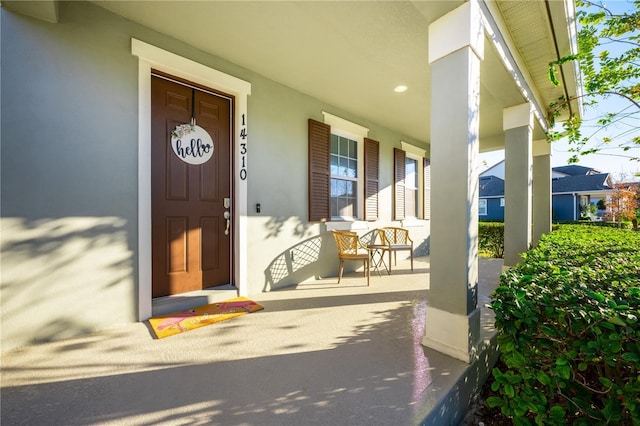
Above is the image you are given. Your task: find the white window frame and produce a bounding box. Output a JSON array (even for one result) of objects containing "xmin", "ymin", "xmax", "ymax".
[
  {"xmin": 404, "ymin": 154, "xmax": 420, "ymax": 218},
  {"xmin": 401, "ymin": 141, "xmax": 428, "ymax": 223},
  {"xmin": 323, "ymin": 112, "xmax": 369, "ymax": 221}
]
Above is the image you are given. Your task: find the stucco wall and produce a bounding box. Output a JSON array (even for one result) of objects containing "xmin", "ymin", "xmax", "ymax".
[
  {"xmin": 1, "ymin": 1, "xmax": 431, "ymax": 350},
  {"xmin": 1, "ymin": 3, "xmax": 141, "ymax": 350}
]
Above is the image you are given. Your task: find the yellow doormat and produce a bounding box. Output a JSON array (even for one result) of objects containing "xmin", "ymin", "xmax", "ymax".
[{"xmin": 148, "ymin": 297, "xmax": 264, "ymax": 339}]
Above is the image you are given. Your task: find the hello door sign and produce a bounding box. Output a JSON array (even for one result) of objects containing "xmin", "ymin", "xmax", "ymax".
[{"xmin": 170, "ymin": 123, "xmax": 214, "ymax": 165}]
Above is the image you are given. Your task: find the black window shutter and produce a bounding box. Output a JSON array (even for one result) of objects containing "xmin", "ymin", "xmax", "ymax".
[
  {"xmin": 364, "ymin": 138, "xmax": 379, "ymax": 221},
  {"xmin": 423, "ymin": 158, "xmax": 431, "ymax": 220},
  {"xmin": 394, "ymin": 148, "xmax": 406, "ymax": 221},
  {"xmin": 308, "ymin": 119, "xmax": 331, "ymax": 222}
]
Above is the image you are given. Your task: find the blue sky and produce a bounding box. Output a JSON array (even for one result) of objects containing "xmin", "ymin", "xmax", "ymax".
[{"xmin": 480, "ymin": 0, "xmax": 640, "ymax": 181}]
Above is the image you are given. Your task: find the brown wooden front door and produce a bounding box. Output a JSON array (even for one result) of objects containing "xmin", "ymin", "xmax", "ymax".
[{"xmin": 151, "ymin": 74, "xmax": 232, "ymax": 298}]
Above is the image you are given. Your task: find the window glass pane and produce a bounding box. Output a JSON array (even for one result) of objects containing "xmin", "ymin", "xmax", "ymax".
[
  {"xmin": 349, "ymin": 139, "xmax": 357, "ymax": 158},
  {"xmin": 345, "ymin": 180, "xmax": 355, "ymax": 196},
  {"xmin": 347, "ymin": 159, "xmax": 357, "ymax": 178},
  {"xmin": 330, "ymin": 155, "xmax": 339, "ymax": 176},
  {"xmin": 331, "ymin": 178, "xmax": 357, "ymax": 218},
  {"xmin": 336, "ymin": 157, "xmax": 344, "ymax": 177},
  {"xmin": 331, "ymin": 179, "xmax": 344, "ymax": 196},
  {"xmin": 405, "ymin": 158, "xmax": 418, "ymax": 190},
  {"xmin": 405, "ymin": 158, "xmax": 418, "ymax": 217},
  {"xmin": 339, "ymin": 136, "xmax": 349, "ymax": 157},
  {"xmin": 331, "ymin": 197, "xmax": 339, "ymax": 217},
  {"xmin": 406, "ymin": 188, "xmax": 418, "ymax": 217},
  {"xmin": 329, "ymin": 134, "xmax": 358, "ymax": 219},
  {"xmin": 479, "ymin": 199, "xmax": 487, "ymax": 215}
]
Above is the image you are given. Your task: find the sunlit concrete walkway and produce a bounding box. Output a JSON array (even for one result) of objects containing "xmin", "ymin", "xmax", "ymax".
[{"xmin": 1, "ymin": 256, "xmax": 503, "ymax": 426}]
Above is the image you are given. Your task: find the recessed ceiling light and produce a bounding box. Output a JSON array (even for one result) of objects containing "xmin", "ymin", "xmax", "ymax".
[{"xmin": 394, "ymin": 85, "xmax": 408, "ymax": 93}]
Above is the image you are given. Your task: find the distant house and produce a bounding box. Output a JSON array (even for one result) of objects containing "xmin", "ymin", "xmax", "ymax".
[
  {"xmin": 479, "ymin": 175, "xmax": 505, "ymax": 220},
  {"xmin": 551, "ymin": 168, "xmax": 613, "ymax": 221},
  {"xmin": 479, "ymin": 162, "xmax": 613, "ymax": 221}
]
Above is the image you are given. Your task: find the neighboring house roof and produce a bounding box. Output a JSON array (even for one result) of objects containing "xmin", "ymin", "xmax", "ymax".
[
  {"xmin": 479, "ymin": 176, "xmax": 505, "ymax": 198},
  {"xmin": 552, "ymin": 173, "xmax": 612, "ymax": 194},
  {"xmin": 478, "ymin": 171, "xmax": 612, "ymax": 197},
  {"xmin": 480, "ymin": 160, "xmax": 505, "ymax": 179},
  {"xmin": 552, "ymin": 165, "xmax": 601, "ymax": 176}
]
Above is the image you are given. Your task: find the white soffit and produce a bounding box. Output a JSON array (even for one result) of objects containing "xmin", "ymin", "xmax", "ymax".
[{"xmin": 91, "ymin": 0, "xmax": 575, "ymax": 148}]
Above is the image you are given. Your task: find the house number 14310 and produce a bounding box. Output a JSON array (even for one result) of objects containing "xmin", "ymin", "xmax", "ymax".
[{"xmin": 240, "ymin": 114, "xmax": 247, "ymax": 180}]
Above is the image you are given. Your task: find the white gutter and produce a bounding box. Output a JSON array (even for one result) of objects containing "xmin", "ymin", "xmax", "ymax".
[{"xmin": 553, "ymin": 190, "xmax": 611, "ymax": 196}]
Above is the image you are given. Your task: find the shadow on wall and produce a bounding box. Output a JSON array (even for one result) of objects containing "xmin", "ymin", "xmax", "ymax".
[
  {"xmin": 262, "ymin": 228, "xmax": 429, "ymax": 292},
  {"xmin": 1, "ymin": 217, "xmax": 135, "ymax": 350},
  {"xmin": 263, "ymin": 215, "xmax": 315, "ymax": 239},
  {"xmin": 262, "ymin": 229, "xmax": 381, "ymax": 291},
  {"xmin": 263, "ymin": 235, "xmax": 327, "ymax": 291},
  {"xmin": 415, "ymin": 235, "xmax": 430, "ymax": 257}
]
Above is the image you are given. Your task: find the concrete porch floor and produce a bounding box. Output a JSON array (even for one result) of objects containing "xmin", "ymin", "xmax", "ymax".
[{"xmin": 1, "ymin": 256, "xmax": 503, "ymax": 426}]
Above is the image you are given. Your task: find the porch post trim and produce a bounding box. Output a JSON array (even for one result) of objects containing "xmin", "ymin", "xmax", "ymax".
[
  {"xmin": 422, "ymin": 307, "xmax": 481, "ymax": 363},
  {"xmin": 503, "ymin": 103, "xmax": 534, "ymax": 267},
  {"xmin": 424, "ymin": 0, "xmax": 484, "ymax": 363},
  {"xmin": 533, "ymin": 140, "xmax": 552, "ymax": 245},
  {"xmin": 428, "ymin": 0, "xmax": 484, "ymax": 64}
]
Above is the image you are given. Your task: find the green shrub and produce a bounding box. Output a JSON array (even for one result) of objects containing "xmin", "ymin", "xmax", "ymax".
[
  {"xmin": 489, "ymin": 225, "xmax": 640, "ymax": 425},
  {"xmin": 479, "ymin": 222, "xmax": 504, "ymax": 258},
  {"xmin": 554, "ymin": 220, "xmax": 631, "ymax": 229}
]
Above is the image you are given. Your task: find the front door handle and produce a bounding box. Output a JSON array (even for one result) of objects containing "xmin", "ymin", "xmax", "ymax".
[{"xmin": 224, "ymin": 211, "xmax": 231, "ymax": 235}]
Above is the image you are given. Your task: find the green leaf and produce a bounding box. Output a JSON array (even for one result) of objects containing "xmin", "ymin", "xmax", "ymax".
[
  {"xmin": 622, "ymin": 353, "xmax": 640, "ymax": 362},
  {"xmin": 600, "ymin": 321, "xmax": 616, "ymax": 331},
  {"xmin": 599, "ymin": 376, "xmax": 613, "ymax": 388},
  {"xmin": 587, "ymin": 291, "xmax": 606, "ymax": 302},
  {"xmin": 486, "ymin": 396, "xmax": 504, "ymax": 408},
  {"xmin": 504, "ymin": 383, "xmax": 515, "ymax": 398},
  {"xmin": 550, "ymin": 405, "xmax": 566, "ymax": 420},
  {"xmin": 557, "ymin": 365, "xmax": 571, "ymax": 380},
  {"xmin": 608, "ymin": 315, "xmax": 627, "ymax": 326},
  {"xmin": 537, "ymin": 371, "xmax": 552, "ymax": 386},
  {"xmin": 548, "ymin": 64, "xmax": 560, "ymax": 86}
]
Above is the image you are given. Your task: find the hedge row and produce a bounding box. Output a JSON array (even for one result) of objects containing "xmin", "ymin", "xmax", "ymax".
[
  {"xmin": 489, "ymin": 225, "xmax": 640, "ymax": 425},
  {"xmin": 479, "ymin": 222, "xmax": 504, "ymax": 258},
  {"xmin": 555, "ymin": 220, "xmax": 632, "ymax": 229}
]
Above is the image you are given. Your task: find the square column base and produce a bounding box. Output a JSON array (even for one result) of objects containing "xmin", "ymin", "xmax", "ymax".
[{"xmin": 422, "ymin": 306, "xmax": 481, "ymax": 363}]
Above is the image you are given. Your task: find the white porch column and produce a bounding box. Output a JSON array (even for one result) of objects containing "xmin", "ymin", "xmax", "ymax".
[
  {"xmin": 423, "ymin": 0, "xmax": 484, "ymax": 363},
  {"xmin": 503, "ymin": 103, "xmax": 534, "ymax": 266},
  {"xmin": 533, "ymin": 140, "xmax": 552, "ymax": 245}
]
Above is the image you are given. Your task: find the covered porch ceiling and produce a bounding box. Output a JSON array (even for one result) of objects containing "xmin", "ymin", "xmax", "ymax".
[{"xmin": 6, "ymin": 0, "xmax": 579, "ymax": 152}]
